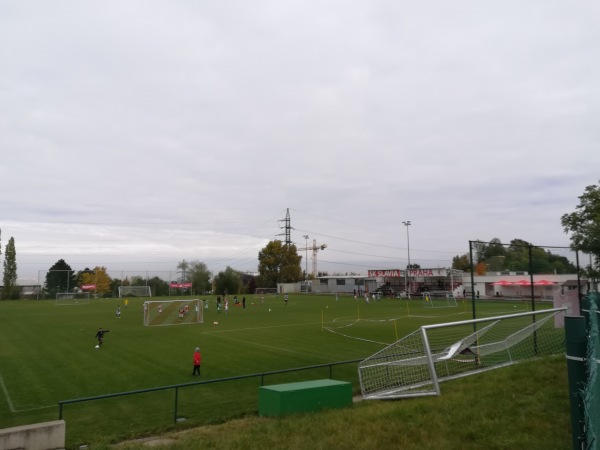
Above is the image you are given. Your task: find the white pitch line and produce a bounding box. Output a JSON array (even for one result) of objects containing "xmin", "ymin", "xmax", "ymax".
[
  {"xmin": 0, "ymin": 370, "xmax": 16, "ymax": 412},
  {"xmin": 214, "ymin": 333, "xmax": 316, "ymax": 357},
  {"xmin": 201, "ymin": 321, "xmax": 322, "ymax": 334}
]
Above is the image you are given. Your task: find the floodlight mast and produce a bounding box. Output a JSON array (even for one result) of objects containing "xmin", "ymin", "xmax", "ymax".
[
  {"xmin": 402, "ymin": 220, "xmax": 411, "ymax": 268},
  {"xmin": 402, "ymin": 220, "xmax": 411, "ymax": 294},
  {"xmin": 303, "ymin": 235, "xmax": 309, "ymax": 279}
]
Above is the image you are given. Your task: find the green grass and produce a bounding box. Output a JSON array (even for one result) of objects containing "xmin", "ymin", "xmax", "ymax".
[
  {"xmin": 0, "ymin": 295, "xmax": 566, "ymax": 448},
  {"xmin": 112, "ymin": 357, "xmax": 570, "ymax": 450}
]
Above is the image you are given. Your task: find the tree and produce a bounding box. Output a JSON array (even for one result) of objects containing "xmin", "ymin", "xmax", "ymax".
[
  {"xmin": 45, "ymin": 259, "xmax": 75, "ymax": 297},
  {"xmin": 452, "ymin": 254, "xmax": 471, "ymax": 271},
  {"xmin": 561, "ymin": 181, "xmax": 600, "ymax": 271},
  {"xmin": 2, "ymin": 237, "xmax": 18, "ymax": 299},
  {"xmin": 78, "ymin": 266, "xmax": 112, "ymax": 294},
  {"xmin": 475, "ymin": 261, "xmax": 487, "ymax": 276},
  {"xmin": 213, "ymin": 266, "xmax": 242, "ymax": 296},
  {"xmin": 188, "ymin": 260, "xmax": 212, "ymax": 295},
  {"xmin": 483, "ymin": 238, "xmax": 507, "ymax": 259},
  {"xmin": 257, "ymin": 240, "xmax": 302, "ymax": 287},
  {"xmin": 147, "ymin": 276, "xmax": 170, "ymax": 296}
]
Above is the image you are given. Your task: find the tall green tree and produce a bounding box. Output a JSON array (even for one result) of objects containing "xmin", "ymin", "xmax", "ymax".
[
  {"xmin": 257, "ymin": 240, "xmax": 302, "ymax": 287},
  {"xmin": 213, "ymin": 266, "xmax": 242, "ymax": 296},
  {"xmin": 2, "ymin": 237, "xmax": 18, "ymax": 299},
  {"xmin": 45, "ymin": 259, "xmax": 75, "ymax": 297},
  {"xmin": 561, "ymin": 181, "xmax": 600, "ymax": 271},
  {"xmin": 147, "ymin": 276, "xmax": 170, "ymax": 296},
  {"xmin": 189, "ymin": 260, "xmax": 212, "ymax": 295}
]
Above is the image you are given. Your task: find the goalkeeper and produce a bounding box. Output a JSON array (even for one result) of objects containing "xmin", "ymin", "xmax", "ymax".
[{"xmin": 95, "ymin": 327, "xmax": 110, "ymax": 347}]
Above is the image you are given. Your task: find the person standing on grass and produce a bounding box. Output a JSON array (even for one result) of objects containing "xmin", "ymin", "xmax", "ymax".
[
  {"xmin": 192, "ymin": 347, "xmax": 202, "ymax": 376},
  {"xmin": 95, "ymin": 327, "xmax": 109, "ymax": 347},
  {"xmin": 284, "ymin": 293, "xmax": 288, "ymax": 305},
  {"xmin": 116, "ymin": 306, "xmax": 121, "ymax": 318}
]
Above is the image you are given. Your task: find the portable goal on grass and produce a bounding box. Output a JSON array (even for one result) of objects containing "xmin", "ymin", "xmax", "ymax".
[
  {"xmin": 143, "ymin": 299, "xmax": 203, "ymax": 326},
  {"xmin": 422, "ymin": 291, "xmax": 457, "ymax": 308},
  {"xmin": 55, "ymin": 292, "xmax": 91, "ymax": 306},
  {"xmin": 255, "ymin": 288, "xmax": 278, "ymax": 296},
  {"xmin": 118, "ymin": 285, "xmax": 152, "ymax": 298},
  {"xmin": 358, "ymin": 307, "xmax": 566, "ymax": 400}
]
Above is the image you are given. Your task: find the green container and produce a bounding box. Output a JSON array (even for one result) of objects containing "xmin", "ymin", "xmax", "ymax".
[{"xmin": 259, "ymin": 379, "xmax": 353, "ymax": 417}]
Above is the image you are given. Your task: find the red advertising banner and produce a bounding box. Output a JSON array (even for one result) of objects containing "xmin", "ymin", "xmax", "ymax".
[
  {"xmin": 81, "ymin": 284, "xmax": 96, "ymax": 290},
  {"xmin": 169, "ymin": 282, "xmax": 192, "ymax": 288},
  {"xmin": 368, "ymin": 270, "xmax": 404, "ymax": 278}
]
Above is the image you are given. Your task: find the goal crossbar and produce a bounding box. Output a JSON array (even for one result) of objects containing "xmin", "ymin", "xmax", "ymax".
[
  {"xmin": 358, "ymin": 307, "xmax": 567, "ymax": 400},
  {"xmin": 143, "ymin": 299, "xmax": 203, "ymax": 327}
]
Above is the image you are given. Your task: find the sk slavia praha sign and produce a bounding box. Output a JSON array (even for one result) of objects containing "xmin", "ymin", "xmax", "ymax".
[{"xmin": 368, "ymin": 269, "xmax": 448, "ymax": 278}]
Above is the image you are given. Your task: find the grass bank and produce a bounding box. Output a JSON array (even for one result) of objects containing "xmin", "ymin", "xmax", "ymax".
[{"xmin": 109, "ymin": 356, "xmax": 570, "ymax": 450}]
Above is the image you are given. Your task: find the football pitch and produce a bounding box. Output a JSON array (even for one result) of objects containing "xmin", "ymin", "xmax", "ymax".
[{"xmin": 0, "ymin": 294, "xmax": 548, "ymax": 446}]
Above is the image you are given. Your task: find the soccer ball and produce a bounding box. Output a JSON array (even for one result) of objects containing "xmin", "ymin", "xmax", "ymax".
[
  {"xmin": 95, "ymin": 345, "xmax": 100, "ymax": 349},
  {"xmin": 269, "ymin": 309, "xmax": 271, "ymax": 312}
]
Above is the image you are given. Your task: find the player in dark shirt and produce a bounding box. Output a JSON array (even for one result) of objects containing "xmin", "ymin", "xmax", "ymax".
[{"xmin": 95, "ymin": 328, "xmax": 110, "ymax": 347}]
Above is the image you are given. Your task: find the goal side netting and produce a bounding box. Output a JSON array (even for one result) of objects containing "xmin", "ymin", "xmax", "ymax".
[
  {"xmin": 358, "ymin": 307, "xmax": 566, "ymax": 400},
  {"xmin": 55, "ymin": 292, "xmax": 91, "ymax": 306},
  {"xmin": 119, "ymin": 285, "xmax": 152, "ymax": 298},
  {"xmin": 143, "ymin": 299, "xmax": 203, "ymax": 327}
]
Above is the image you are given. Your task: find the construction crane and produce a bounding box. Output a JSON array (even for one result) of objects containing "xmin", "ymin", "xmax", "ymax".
[{"xmin": 298, "ymin": 239, "xmax": 327, "ymax": 277}]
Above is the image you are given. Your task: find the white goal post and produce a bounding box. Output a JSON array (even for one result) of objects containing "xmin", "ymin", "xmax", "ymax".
[
  {"xmin": 422, "ymin": 291, "xmax": 457, "ymax": 308},
  {"xmin": 143, "ymin": 299, "xmax": 203, "ymax": 327},
  {"xmin": 358, "ymin": 307, "xmax": 567, "ymax": 400},
  {"xmin": 118, "ymin": 285, "xmax": 152, "ymax": 298},
  {"xmin": 55, "ymin": 292, "xmax": 91, "ymax": 305},
  {"xmin": 255, "ymin": 288, "xmax": 278, "ymax": 296}
]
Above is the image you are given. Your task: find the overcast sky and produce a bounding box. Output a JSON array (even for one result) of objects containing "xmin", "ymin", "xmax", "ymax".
[{"xmin": 1, "ymin": 1, "xmax": 598, "ymax": 282}]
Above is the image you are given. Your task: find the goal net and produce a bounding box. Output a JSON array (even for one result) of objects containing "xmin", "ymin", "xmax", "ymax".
[
  {"xmin": 422, "ymin": 291, "xmax": 457, "ymax": 308},
  {"xmin": 358, "ymin": 307, "xmax": 566, "ymax": 400},
  {"xmin": 55, "ymin": 292, "xmax": 91, "ymax": 306},
  {"xmin": 255, "ymin": 288, "xmax": 277, "ymax": 296},
  {"xmin": 118, "ymin": 285, "xmax": 152, "ymax": 298},
  {"xmin": 143, "ymin": 299, "xmax": 203, "ymax": 327}
]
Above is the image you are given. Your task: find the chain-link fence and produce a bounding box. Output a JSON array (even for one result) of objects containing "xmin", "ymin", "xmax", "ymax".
[{"xmin": 467, "ymin": 240, "xmax": 585, "ymax": 319}]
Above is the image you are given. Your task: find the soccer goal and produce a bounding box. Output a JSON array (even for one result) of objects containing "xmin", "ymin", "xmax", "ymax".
[
  {"xmin": 55, "ymin": 292, "xmax": 91, "ymax": 306},
  {"xmin": 358, "ymin": 307, "xmax": 566, "ymax": 400},
  {"xmin": 422, "ymin": 291, "xmax": 457, "ymax": 308},
  {"xmin": 255, "ymin": 288, "xmax": 278, "ymax": 296},
  {"xmin": 118, "ymin": 285, "xmax": 152, "ymax": 298},
  {"xmin": 143, "ymin": 299, "xmax": 203, "ymax": 327}
]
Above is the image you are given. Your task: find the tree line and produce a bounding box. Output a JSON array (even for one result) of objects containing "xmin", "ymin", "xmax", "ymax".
[{"xmin": 2, "ymin": 180, "xmax": 600, "ymax": 299}]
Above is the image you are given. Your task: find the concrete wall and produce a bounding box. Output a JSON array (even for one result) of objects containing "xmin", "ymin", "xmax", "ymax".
[{"xmin": 0, "ymin": 420, "xmax": 65, "ymax": 450}]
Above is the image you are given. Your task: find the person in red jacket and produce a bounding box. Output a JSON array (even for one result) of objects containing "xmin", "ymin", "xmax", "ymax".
[{"xmin": 192, "ymin": 347, "xmax": 201, "ymax": 376}]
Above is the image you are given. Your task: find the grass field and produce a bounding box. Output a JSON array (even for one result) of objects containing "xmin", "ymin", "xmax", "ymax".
[{"xmin": 0, "ymin": 294, "xmax": 562, "ymax": 448}]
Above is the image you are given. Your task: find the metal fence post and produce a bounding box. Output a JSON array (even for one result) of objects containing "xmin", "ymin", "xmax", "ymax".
[
  {"xmin": 174, "ymin": 386, "xmax": 179, "ymax": 424},
  {"xmin": 565, "ymin": 315, "xmax": 587, "ymax": 450}
]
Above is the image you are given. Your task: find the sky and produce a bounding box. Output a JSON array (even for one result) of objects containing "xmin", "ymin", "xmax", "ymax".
[{"xmin": 1, "ymin": 1, "xmax": 598, "ymax": 282}]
